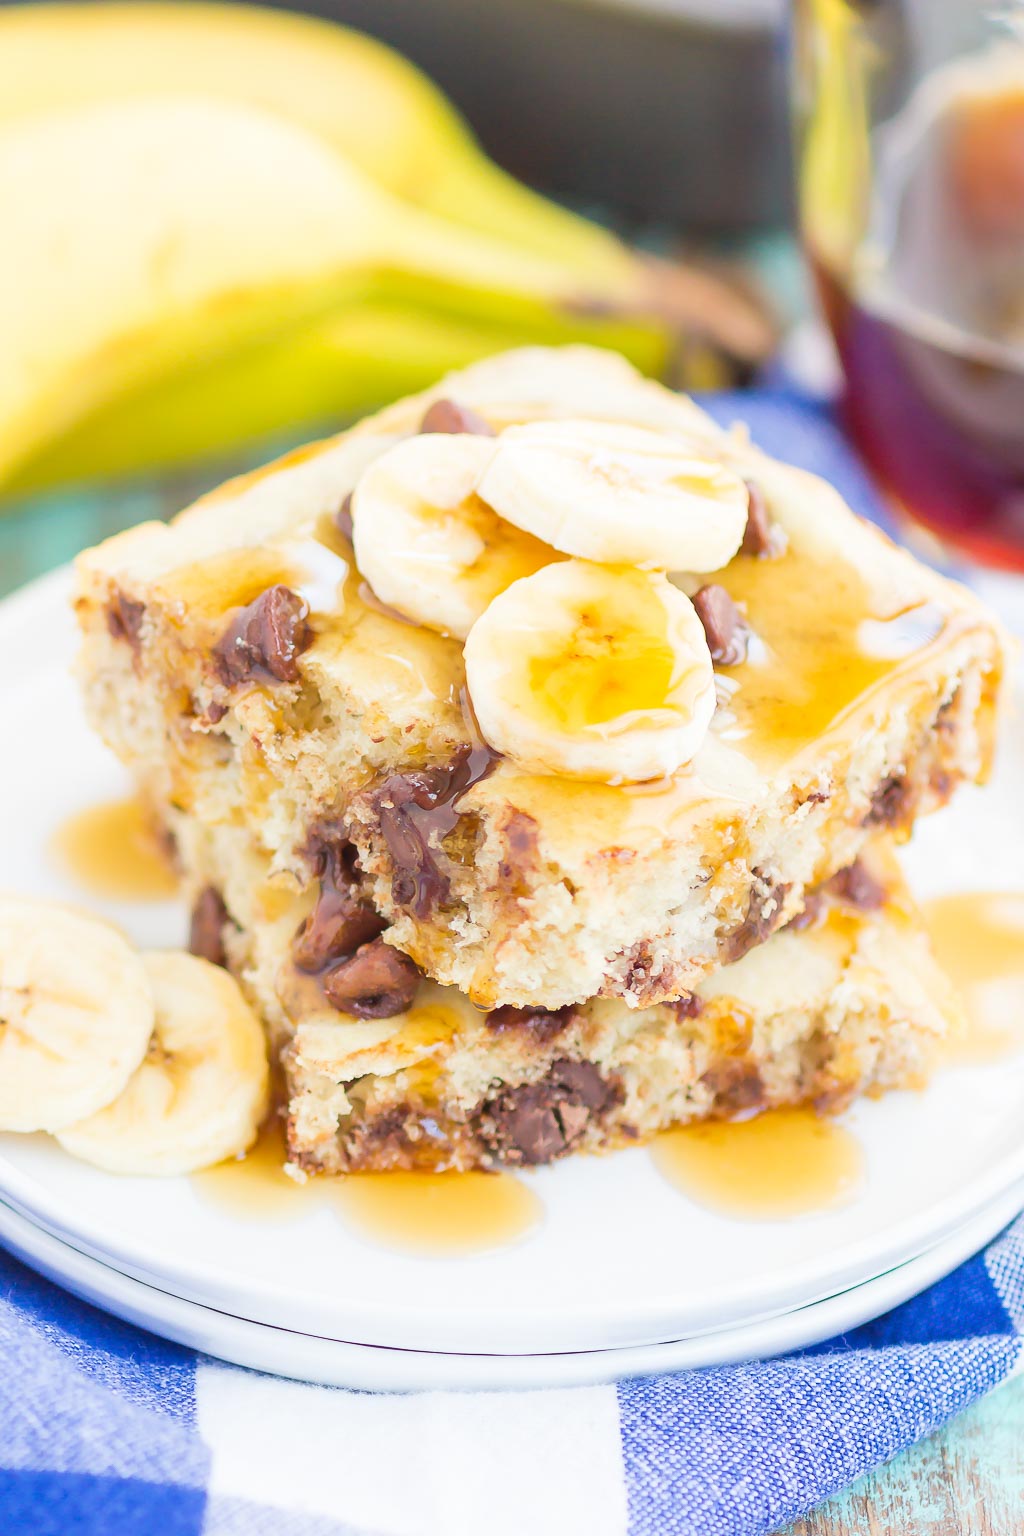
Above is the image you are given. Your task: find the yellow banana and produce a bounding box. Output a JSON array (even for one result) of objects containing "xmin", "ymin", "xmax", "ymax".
[
  {"xmin": 0, "ymin": 1, "xmax": 630, "ymax": 277},
  {"xmin": 0, "ymin": 4, "xmax": 772, "ymax": 495},
  {"xmin": 0, "ymin": 94, "xmax": 676, "ymax": 494},
  {"xmin": 10, "ymin": 297, "xmax": 665, "ymax": 494}
]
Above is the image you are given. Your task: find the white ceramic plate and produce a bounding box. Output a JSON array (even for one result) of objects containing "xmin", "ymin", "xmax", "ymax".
[
  {"xmin": 2, "ymin": 569, "xmax": 1024, "ymax": 1355},
  {"xmin": 2, "ymin": 1183, "xmax": 1020, "ymax": 1392}
]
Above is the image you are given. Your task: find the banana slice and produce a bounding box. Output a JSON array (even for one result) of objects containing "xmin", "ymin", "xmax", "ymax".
[
  {"xmin": 464, "ymin": 560, "xmax": 716, "ymax": 783},
  {"xmin": 57, "ymin": 952, "xmax": 269, "ymax": 1176},
  {"xmin": 0, "ymin": 896, "xmax": 154, "ymax": 1134},
  {"xmin": 351, "ymin": 432, "xmax": 556, "ymax": 639},
  {"xmin": 477, "ymin": 419, "xmax": 749, "ymax": 572}
]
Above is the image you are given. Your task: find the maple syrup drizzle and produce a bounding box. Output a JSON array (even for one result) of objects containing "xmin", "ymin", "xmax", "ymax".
[
  {"xmin": 651, "ymin": 1107, "xmax": 865, "ymax": 1219},
  {"xmin": 192, "ymin": 1120, "xmax": 319, "ymax": 1220},
  {"xmin": 51, "ymin": 797, "xmax": 178, "ymax": 902},
  {"xmin": 331, "ymin": 1168, "xmax": 541, "ymax": 1256},
  {"xmin": 922, "ymin": 892, "xmax": 1024, "ymax": 1065},
  {"xmin": 193, "ymin": 1119, "xmax": 541, "ymax": 1255},
  {"xmin": 719, "ymin": 547, "xmax": 949, "ymax": 770}
]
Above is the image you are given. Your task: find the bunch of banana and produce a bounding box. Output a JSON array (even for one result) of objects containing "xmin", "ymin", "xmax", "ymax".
[
  {"xmin": 0, "ymin": 896, "xmax": 269, "ymax": 1175},
  {"xmin": 0, "ymin": 3, "xmax": 773, "ymax": 497}
]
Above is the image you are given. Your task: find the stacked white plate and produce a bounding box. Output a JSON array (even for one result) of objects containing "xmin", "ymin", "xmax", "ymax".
[{"xmin": 1, "ymin": 570, "xmax": 1022, "ymax": 1391}]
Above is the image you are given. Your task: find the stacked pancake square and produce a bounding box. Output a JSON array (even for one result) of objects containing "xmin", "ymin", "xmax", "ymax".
[{"xmin": 74, "ymin": 348, "xmax": 1010, "ymax": 1172}]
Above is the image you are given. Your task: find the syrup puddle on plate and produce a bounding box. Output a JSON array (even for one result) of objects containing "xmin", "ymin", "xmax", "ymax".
[
  {"xmin": 651, "ymin": 1107, "xmax": 865, "ymax": 1219},
  {"xmin": 51, "ymin": 796, "xmax": 178, "ymax": 902},
  {"xmin": 923, "ymin": 892, "xmax": 1024, "ymax": 1066},
  {"xmin": 193, "ymin": 1121, "xmax": 542, "ymax": 1256}
]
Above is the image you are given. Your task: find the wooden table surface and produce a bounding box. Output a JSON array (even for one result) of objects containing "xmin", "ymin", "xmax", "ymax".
[
  {"xmin": 779, "ymin": 1370, "xmax": 1024, "ymax": 1533},
  {"xmin": 5, "ymin": 473, "xmax": 1024, "ymax": 1536}
]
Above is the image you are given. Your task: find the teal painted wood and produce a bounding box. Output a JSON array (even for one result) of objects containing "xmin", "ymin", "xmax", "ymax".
[
  {"xmin": 0, "ymin": 479, "xmax": 192, "ymax": 598},
  {"xmin": 0, "ymin": 447, "xmax": 298, "ymax": 599},
  {"xmin": 781, "ymin": 1371, "xmax": 1024, "ymax": 1535}
]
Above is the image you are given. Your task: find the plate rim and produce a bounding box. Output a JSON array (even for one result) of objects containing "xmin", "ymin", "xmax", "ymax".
[{"xmin": 1, "ymin": 1182, "xmax": 1019, "ymax": 1391}]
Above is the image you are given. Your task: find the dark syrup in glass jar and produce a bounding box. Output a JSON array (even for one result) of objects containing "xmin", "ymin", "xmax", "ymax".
[{"xmin": 814, "ymin": 81, "xmax": 1024, "ymax": 570}]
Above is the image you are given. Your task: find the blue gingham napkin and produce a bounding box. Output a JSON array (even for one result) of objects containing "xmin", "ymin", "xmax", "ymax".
[{"xmin": 3, "ymin": 393, "xmax": 1024, "ymax": 1536}]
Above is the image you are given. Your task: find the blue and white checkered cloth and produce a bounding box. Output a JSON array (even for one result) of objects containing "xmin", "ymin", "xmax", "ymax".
[{"xmin": 3, "ymin": 393, "xmax": 1023, "ymax": 1536}]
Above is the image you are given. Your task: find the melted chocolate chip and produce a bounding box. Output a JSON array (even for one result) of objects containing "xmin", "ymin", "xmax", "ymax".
[
  {"xmin": 826, "ymin": 858, "xmax": 887, "ymax": 911},
  {"xmin": 785, "ymin": 890, "xmax": 826, "ymax": 933},
  {"xmin": 482, "ymin": 1060, "xmax": 621, "ymax": 1166},
  {"xmin": 740, "ymin": 480, "xmax": 773, "ymax": 557},
  {"xmin": 721, "ymin": 877, "xmax": 791, "ymax": 963},
  {"xmin": 293, "ymin": 882, "xmax": 386, "ymax": 973},
  {"xmin": 865, "ymin": 774, "xmax": 913, "ymax": 829},
  {"xmin": 189, "ymin": 887, "xmax": 229, "ymax": 968},
  {"xmin": 335, "ymin": 492, "xmax": 354, "ymax": 544},
  {"xmin": 214, "ymin": 584, "xmax": 312, "ymax": 686},
  {"xmin": 293, "ymin": 825, "xmax": 385, "ymax": 973},
  {"xmin": 323, "ymin": 937, "xmax": 421, "ymax": 1018},
  {"xmin": 420, "ymin": 398, "xmax": 495, "ymax": 436},
  {"xmin": 693, "ymin": 584, "xmax": 749, "ymax": 666},
  {"xmin": 700, "ymin": 1060, "xmax": 766, "ymax": 1115},
  {"xmin": 304, "ymin": 822, "xmax": 359, "ymax": 884},
  {"xmin": 374, "ymin": 743, "xmax": 497, "ymax": 917},
  {"xmin": 486, "ymin": 1004, "xmax": 577, "ymax": 1045},
  {"xmin": 106, "ymin": 592, "xmax": 146, "ymax": 650}
]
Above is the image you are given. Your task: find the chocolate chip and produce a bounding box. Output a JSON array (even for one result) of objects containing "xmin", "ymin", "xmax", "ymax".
[
  {"xmin": 374, "ymin": 744, "xmax": 497, "ymax": 918},
  {"xmin": 693, "ymin": 584, "xmax": 749, "ymax": 666},
  {"xmin": 481, "ymin": 1060, "xmax": 621, "ymax": 1166},
  {"xmin": 785, "ymin": 890, "xmax": 825, "ymax": 933},
  {"xmin": 721, "ymin": 878, "xmax": 790, "ymax": 962},
  {"xmin": 323, "ymin": 937, "xmax": 421, "ymax": 1017},
  {"xmin": 189, "ymin": 887, "xmax": 229, "ymax": 968},
  {"xmin": 555, "ymin": 1060, "xmax": 617, "ymax": 1109},
  {"xmin": 670, "ymin": 993, "xmax": 704, "ymax": 1021},
  {"xmin": 304, "ymin": 821, "xmax": 359, "ymax": 884},
  {"xmin": 106, "ymin": 592, "xmax": 145, "ymax": 650},
  {"xmin": 622, "ymin": 942, "xmax": 655, "ymax": 995},
  {"xmin": 701, "ymin": 1060, "xmax": 766, "ymax": 1114},
  {"xmin": 293, "ymin": 884, "xmax": 385, "ymax": 973},
  {"xmin": 865, "ymin": 774, "xmax": 913, "ymax": 829},
  {"xmin": 214, "ymin": 584, "xmax": 312, "ymax": 687},
  {"xmin": 335, "ymin": 492, "xmax": 354, "ymax": 544},
  {"xmin": 419, "ymin": 398, "xmax": 495, "ymax": 436},
  {"xmin": 826, "ymin": 858, "xmax": 887, "ymax": 911},
  {"xmin": 499, "ymin": 1095, "xmax": 573, "ymax": 1164},
  {"xmin": 498, "ymin": 810, "xmax": 540, "ymax": 882},
  {"xmin": 554, "ymin": 1100, "xmax": 590, "ymax": 1143},
  {"xmin": 333, "ymin": 1104, "xmax": 420, "ymax": 1173},
  {"xmin": 740, "ymin": 480, "xmax": 773, "ymax": 557},
  {"xmin": 293, "ymin": 826, "xmax": 384, "ymax": 972},
  {"xmin": 486, "ymin": 1004, "xmax": 577, "ymax": 1044},
  {"xmin": 377, "ymin": 767, "xmax": 460, "ymax": 916}
]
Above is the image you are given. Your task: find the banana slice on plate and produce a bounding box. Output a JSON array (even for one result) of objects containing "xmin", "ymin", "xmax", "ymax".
[
  {"xmin": 477, "ymin": 419, "xmax": 749, "ymax": 572},
  {"xmin": 352, "ymin": 432, "xmax": 555, "ymax": 639},
  {"xmin": 57, "ymin": 951, "xmax": 269, "ymax": 1176},
  {"xmin": 0, "ymin": 896, "xmax": 154, "ymax": 1133},
  {"xmin": 464, "ymin": 559, "xmax": 716, "ymax": 783}
]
